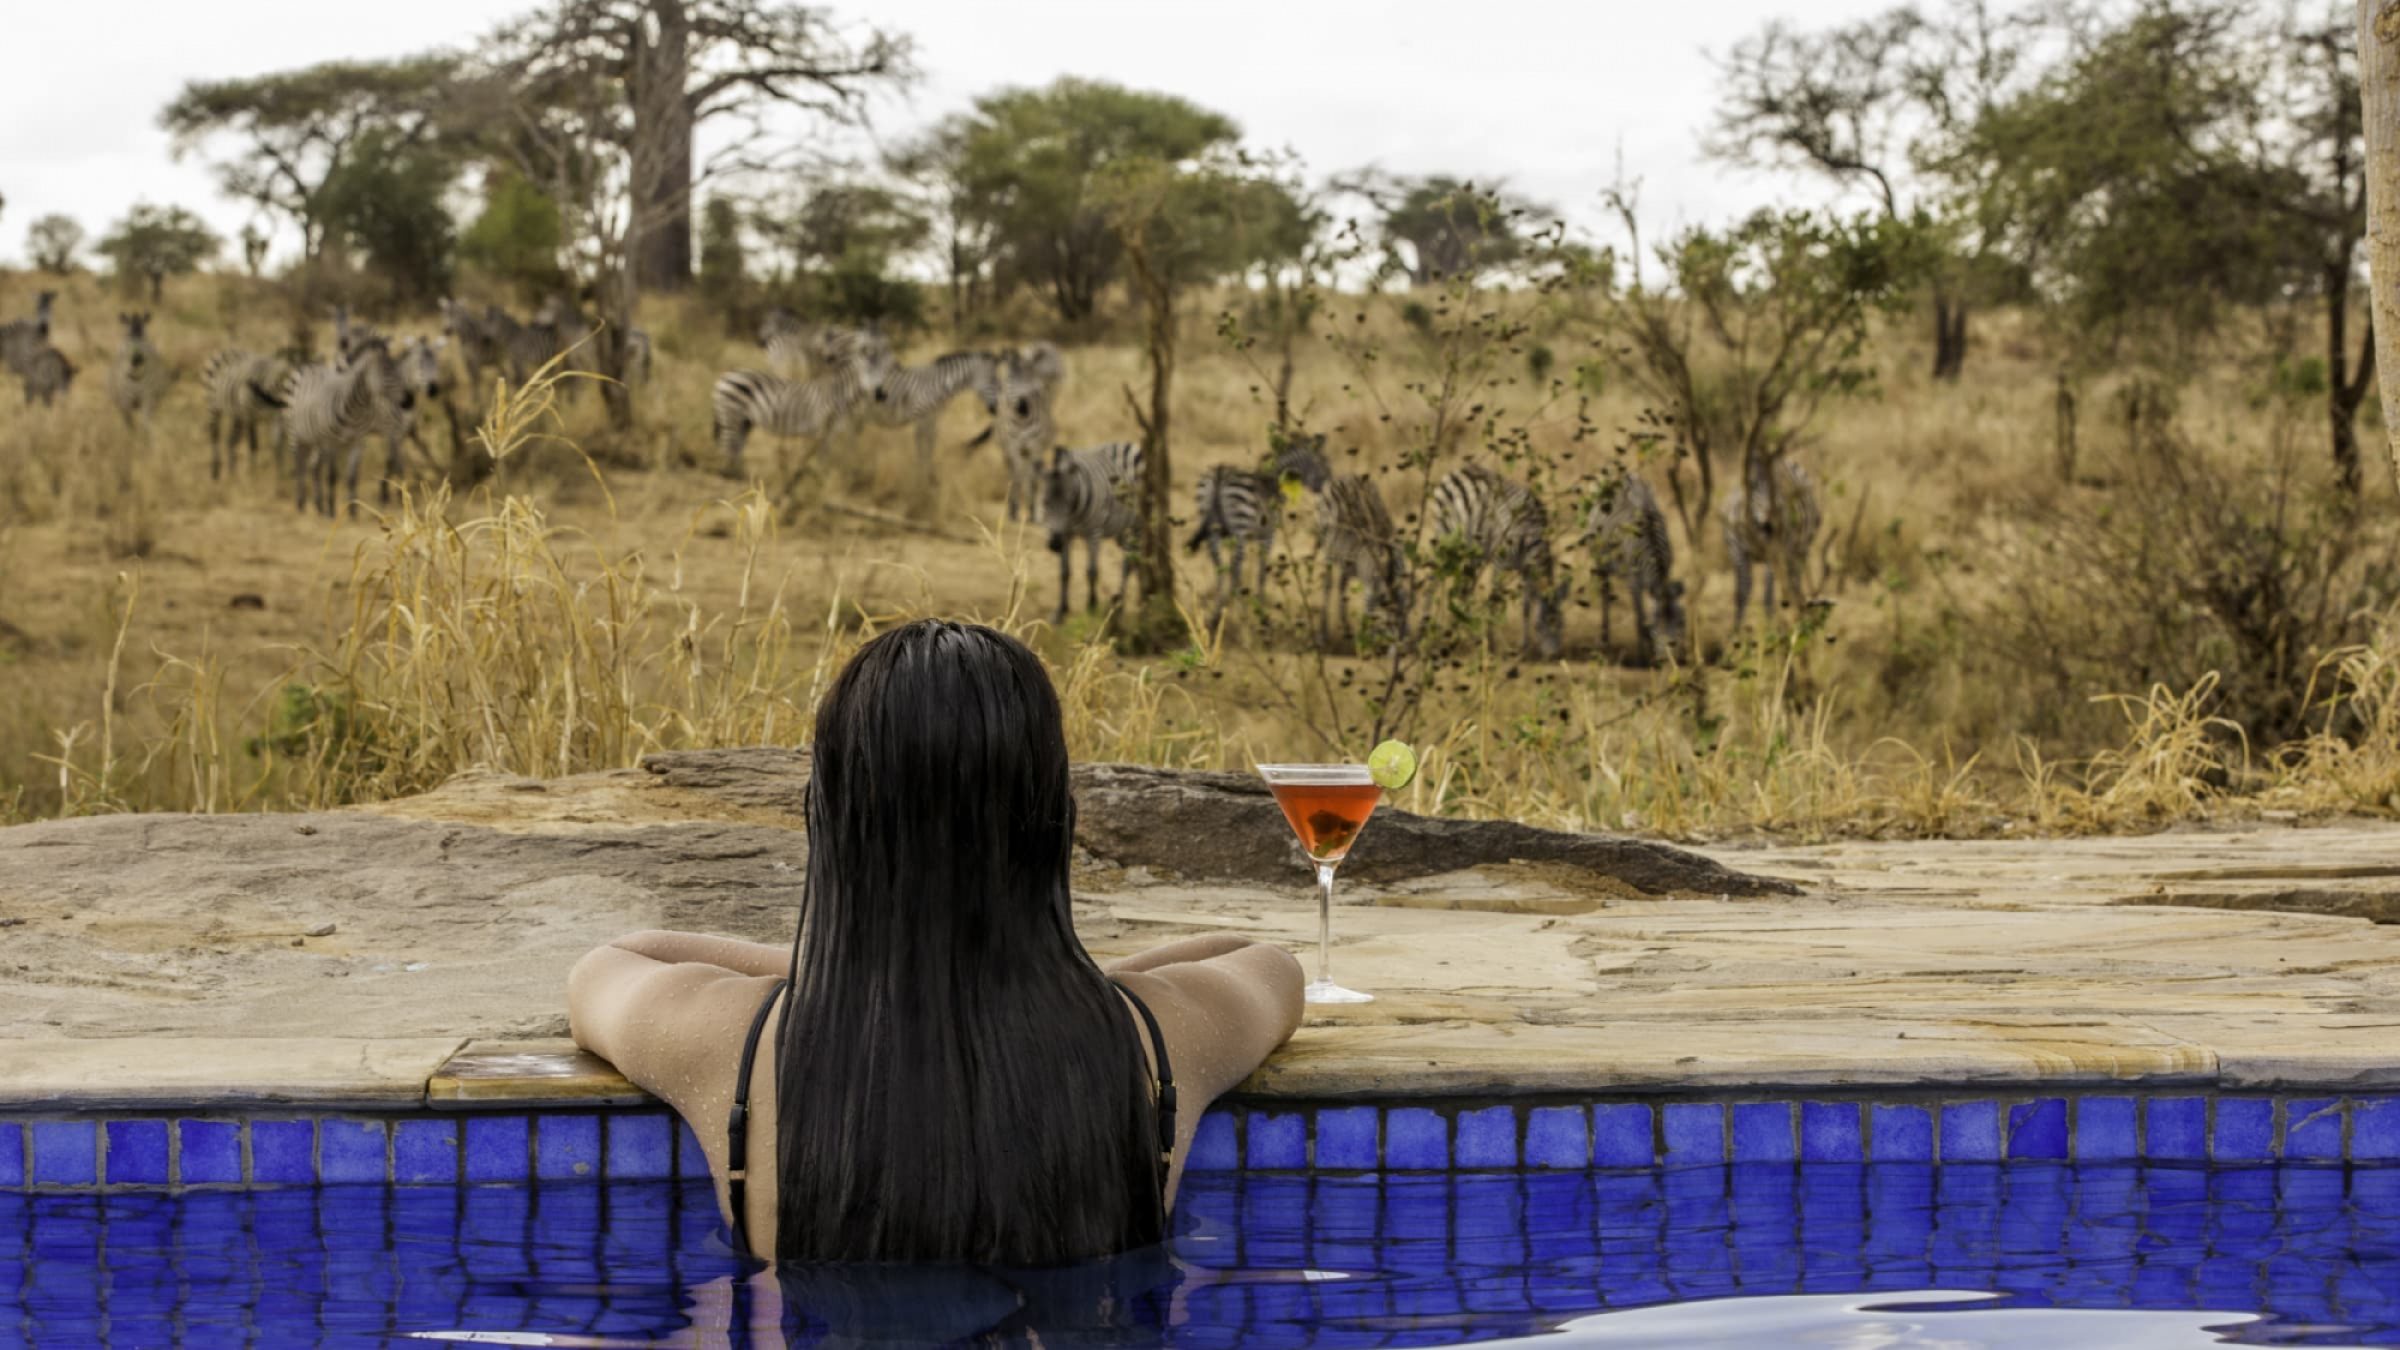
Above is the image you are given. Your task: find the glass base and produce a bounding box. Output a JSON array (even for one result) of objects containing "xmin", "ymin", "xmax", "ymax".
[{"xmin": 1305, "ymin": 979, "xmax": 1375, "ymax": 1005}]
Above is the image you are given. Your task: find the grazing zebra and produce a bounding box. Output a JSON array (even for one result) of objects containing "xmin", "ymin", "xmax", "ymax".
[
  {"xmin": 1041, "ymin": 441, "xmax": 1145, "ymax": 621},
  {"xmin": 1311, "ymin": 471, "xmax": 1410, "ymax": 648},
  {"xmin": 968, "ymin": 341, "xmax": 1064, "ymax": 449},
  {"xmin": 709, "ymin": 331, "xmax": 892, "ymax": 491},
  {"xmin": 1722, "ymin": 458, "xmax": 1824, "ymax": 631},
  {"xmin": 282, "ymin": 338, "xmax": 411, "ymax": 518},
  {"xmin": 439, "ymin": 298, "xmax": 505, "ymax": 395},
  {"xmin": 0, "ymin": 291, "xmax": 57, "ymax": 376},
  {"xmin": 991, "ymin": 350, "xmax": 1058, "ymax": 521},
  {"xmin": 863, "ymin": 349, "xmax": 1000, "ymax": 476},
  {"xmin": 107, "ymin": 312, "xmax": 173, "ymax": 431},
  {"xmin": 200, "ymin": 348, "xmax": 293, "ymax": 477},
  {"xmin": 17, "ymin": 345, "xmax": 74, "ymax": 407},
  {"xmin": 1579, "ymin": 470, "xmax": 1686, "ymax": 664},
  {"xmin": 1432, "ymin": 464, "xmax": 1564, "ymax": 659},
  {"xmin": 1184, "ymin": 433, "xmax": 1333, "ymax": 625}
]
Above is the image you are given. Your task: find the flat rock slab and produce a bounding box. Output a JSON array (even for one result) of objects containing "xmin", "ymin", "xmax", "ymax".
[
  {"xmin": 0, "ymin": 1037, "xmax": 465, "ymax": 1110},
  {"xmin": 3, "ymin": 752, "xmax": 2400, "ymax": 1104}
]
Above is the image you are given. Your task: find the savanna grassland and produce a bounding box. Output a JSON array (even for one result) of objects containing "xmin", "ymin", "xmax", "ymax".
[{"xmin": 4, "ymin": 265, "xmax": 2398, "ymax": 841}]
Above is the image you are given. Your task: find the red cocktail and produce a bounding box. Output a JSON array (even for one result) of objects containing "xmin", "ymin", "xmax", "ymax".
[{"xmin": 1257, "ymin": 764, "xmax": 1381, "ymax": 1004}]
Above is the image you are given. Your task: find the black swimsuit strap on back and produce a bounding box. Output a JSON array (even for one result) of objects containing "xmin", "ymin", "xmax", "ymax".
[
  {"xmin": 1111, "ymin": 979, "xmax": 1179, "ymax": 1188},
  {"xmin": 723, "ymin": 976, "xmax": 1177, "ymax": 1259},
  {"xmin": 726, "ymin": 977, "xmax": 787, "ymax": 1260}
]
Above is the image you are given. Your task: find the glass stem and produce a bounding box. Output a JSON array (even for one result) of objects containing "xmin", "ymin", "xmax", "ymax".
[{"xmin": 1315, "ymin": 860, "xmax": 1338, "ymax": 988}]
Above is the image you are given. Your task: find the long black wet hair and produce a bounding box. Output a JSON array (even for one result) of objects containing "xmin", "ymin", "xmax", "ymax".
[{"xmin": 772, "ymin": 620, "xmax": 1166, "ymax": 1264}]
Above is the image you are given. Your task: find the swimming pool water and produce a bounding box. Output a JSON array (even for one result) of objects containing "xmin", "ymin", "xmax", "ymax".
[{"xmin": 3, "ymin": 1163, "xmax": 2396, "ymax": 1346}]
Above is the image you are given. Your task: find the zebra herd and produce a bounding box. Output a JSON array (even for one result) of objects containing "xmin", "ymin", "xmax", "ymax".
[{"xmin": 1183, "ymin": 441, "xmax": 1822, "ymax": 662}]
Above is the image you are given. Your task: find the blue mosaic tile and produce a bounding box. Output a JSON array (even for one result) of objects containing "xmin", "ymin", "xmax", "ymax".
[
  {"xmin": 1383, "ymin": 1109, "xmax": 1448, "ymax": 1170},
  {"xmin": 1870, "ymin": 1105, "xmax": 1933, "ymax": 1162},
  {"xmin": 1800, "ymin": 1102, "xmax": 1863, "ymax": 1162},
  {"xmin": 677, "ymin": 1121, "xmax": 709, "ymax": 1178},
  {"xmin": 2353, "ymin": 1097, "xmax": 2400, "ymax": 1161},
  {"xmin": 1523, "ymin": 1106, "xmax": 1588, "ymax": 1169},
  {"xmin": 1662, "ymin": 1103, "xmax": 1723, "ymax": 1165},
  {"xmin": 319, "ymin": 1119, "xmax": 387, "ymax": 1184},
  {"xmin": 2214, "ymin": 1099, "xmax": 2275, "ymax": 1162},
  {"xmin": 1454, "ymin": 1106, "xmax": 1516, "ymax": 1169},
  {"xmin": 605, "ymin": 1114, "xmax": 673, "ymax": 1180},
  {"xmin": 2145, "ymin": 1097, "xmax": 2206, "ymax": 1161},
  {"xmin": 1312, "ymin": 1107, "xmax": 1378, "ymax": 1170},
  {"xmin": 1245, "ymin": 1111, "xmax": 1307, "ymax": 1170},
  {"xmin": 392, "ymin": 1118, "xmax": 460, "ymax": 1184},
  {"xmin": 2077, "ymin": 1097, "xmax": 2138, "ymax": 1161},
  {"xmin": 101, "ymin": 1119, "xmax": 168, "ymax": 1185},
  {"xmin": 1940, "ymin": 1102, "xmax": 2000, "ymax": 1161},
  {"xmin": 1187, "ymin": 1110, "xmax": 1238, "ymax": 1172},
  {"xmin": 177, "ymin": 1120, "xmax": 242, "ymax": 1185},
  {"xmin": 1591, "ymin": 1104, "xmax": 1653, "ymax": 1167},
  {"xmin": 2286, "ymin": 1098, "xmax": 2344, "ymax": 1161},
  {"xmin": 0, "ymin": 1123, "xmax": 20, "ymax": 1186},
  {"xmin": 249, "ymin": 1120, "xmax": 314, "ymax": 1185},
  {"xmin": 464, "ymin": 1116, "xmax": 531, "ymax": 1183},
  {"xmin": 1731, "ymin": 1103, "xmax": 1795, "ymax": 1162},
  {"xmin": 535, "ymin": 1115, "xmax": 601, "ymax": 1180},
  {"xmin": 2003, "ymin": 1099, "xmax": 2066, "ymax": 1161},
  {"xmin": 31, "ymin": 1121, "xmax": 97, "ymax": 1186}
]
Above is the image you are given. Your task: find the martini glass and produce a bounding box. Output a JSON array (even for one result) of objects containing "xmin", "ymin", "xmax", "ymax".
[{"xmin": 1256, "ymin": 763, "xmax": 1382, "ymax": 1004}]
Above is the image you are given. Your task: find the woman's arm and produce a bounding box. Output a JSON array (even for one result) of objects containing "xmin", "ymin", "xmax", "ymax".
[
  {"xmin": 1102, "ymin": 932, "xmax": 1256, "ymax": 975},
  {"xmin": 1112, "ymin": 937, "xmax": 1304, "ymax": 1104},
  {"xmin": 567, "ymin": 933, "xmax": 781, "ymax": 1119},
  {"xmin": 601, "ymin": 929, "xmax": 791, "ymax": 978}
]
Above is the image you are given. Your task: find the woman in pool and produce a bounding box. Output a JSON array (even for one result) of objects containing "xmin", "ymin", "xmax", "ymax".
[{"xmin": 569, "ymin": 620, "xmax": 1304, "ymax": 1265}]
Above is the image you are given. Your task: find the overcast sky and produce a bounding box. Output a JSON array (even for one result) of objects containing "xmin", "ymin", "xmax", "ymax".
[{"xmin": 0, "ymin": 1, "xmax": 1895, "ymax": 268}]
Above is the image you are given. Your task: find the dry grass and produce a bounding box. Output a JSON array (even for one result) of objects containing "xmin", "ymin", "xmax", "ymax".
[{"xmin": 5, "ymin": 269, "xmax": 2400, "ymax": 840}]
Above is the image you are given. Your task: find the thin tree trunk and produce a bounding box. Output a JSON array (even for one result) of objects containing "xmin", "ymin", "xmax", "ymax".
[
  {"xmin": 2358, "ymin": 0, "xmax": 2400, "ymax": 490},
  {"xmin": 631, "ymin": 0, "xmax": 695, "ymax": 293},
  {"xmin": 2329, "ymin": 262, "xmax": 2365, "ymax": 496},
  {"xmin": 1121, "ymin": 242, "xmax": 1180, "ymax": 649}
]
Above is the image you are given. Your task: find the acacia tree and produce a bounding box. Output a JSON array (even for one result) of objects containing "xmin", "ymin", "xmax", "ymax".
[
  {"xmin": 161, "ymin": 57, "xmax": 457, "ymax": 261},
  {"xmin": 1337, "ymin": 172, "xmax": 1551, "ymax": 285},
  {"xmin": 26, "ymin": 215, "xmax": 83, "ymax": 276},
  {"xmin": 502, "ymin": 0, "xmax": 910, "ymax": 293},
  {"xmin": 2361, "ymin": 0, "xmax": 2400, "ymax": 492},
  {"xmin": 98, "ymin": 205, "xmax": 221, "ymax": 302}
]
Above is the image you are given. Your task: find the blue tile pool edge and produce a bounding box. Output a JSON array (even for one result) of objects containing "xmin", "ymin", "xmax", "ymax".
[{"xmin": 5, "ymin": 1092, "xmax": 2398, "ymax": 1189}]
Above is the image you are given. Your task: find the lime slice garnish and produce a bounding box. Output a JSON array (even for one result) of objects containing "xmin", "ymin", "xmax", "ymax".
[{"xmin": 1368, "ymin": 740, "xmax": 1416, "ymax": 791}]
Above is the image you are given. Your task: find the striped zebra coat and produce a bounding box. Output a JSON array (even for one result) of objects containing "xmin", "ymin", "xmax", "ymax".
[
  {"xmin": 1579, "ymin": 470, "xmax": 1685, "ymax": 663},
  {"xmin": 0, "ymin": 291, "xmax": 57, "ymax": 378},
  {"xmin": 389, "ymin": 338, "xmax": 447, "ymax": 477},
  {"xmin": 439, "ymin": 298, "xmax": 505, "ymax": 396},
  {"xmin": 992, "ymin": 350, "xmax": 1058, "ymax": 522},
  {"xmin": 107, "ymin": 312, "xmax": 173, "ymax": 431},
  {"xmin": 710, "ymin": 332, "xmax": 892, "ymax": 492},
  {"xmin": 200, "ymin": 347, "xmax": 293, "ymax": 477},
  {"xmin": 1312, "ymin": 471, "xmax": 1410, "ymax": 648},
  {"xmin": 1185, "ymin": 434, "xmax": 1333, "ymax": 625},
  {"xmin": 1041, "ymin": 441, "xmax": 1145, "ymax": 621},
  {"xmin": 862, "ymin": 349, "xmax": 998, "ymax": 475},
  {"xmin": 1721, "ymin": 458, "xmax": 1823, "ymax": 631},
  {"xmin": 1432, "ymin": 464, "xmax": 1564, "ymax": 658},
  {"xmin": 16, "ymin": 345, "xmax": 74, "ymax": 407},
  {"xmin": 968, "ymin": 341, "xmax": 1064, "ymax": 450},
  {"xmin": 282, "ymin": 339, "xmax": 411, "ymax": 518}
]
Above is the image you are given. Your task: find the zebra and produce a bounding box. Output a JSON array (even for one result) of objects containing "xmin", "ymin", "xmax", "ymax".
[
  {"xmin": 17, "ymin": 345, "xmax": 74, "ymax": 407},
  {"xmin": 386, "ymin": 337, "xmax": 448, "ymax": 483},
  {"xmin": 1722, "ymin": 457, "xmax": 1824, "ymax": 631},
  {"xmin": 1184, "ymin": 433, "xmax": 1334, "ymax": 626},
  {"xmin": 331, "ymin": 305, "xmax": 384, "ymax": 362},
  {"xmin": 0, "ymin": 291, "xmax": 57, "ymax": 377},
  {"xmin": 438, "ymin": 298, "xmax": 505, "ymax": 395},
  {"xmin": 991, "ymin": 349, "xmax": 1058, "ymax": 521},
  {"xmin": 758, "ymin": 309, "xmax": 864, "ymax": 379},
  {"xmin": 1431, "ymin": 464, "xmax": 1564, "ymax": 659},
  {"xmin": 967, "ymin": 341, "xmax": 1064, "ymax": 450},
  {"xmin": 200, "ymin": 347, "xmax": 293, "ymax": 477},
  {"xmin": 710, "ymin": 330, "xmax": 893, "ymax": 492},
  {"xmin": 107, "ymin": 312, "xmax": 173, "ymax": 431},
  {"xmin": 1311, "ymin": 471, "xmax": 1410, "ymax": 648},
  {"xmin": 1579, "ymin": 470, "xmax": 1686, "ymax": 664},
  {"xmin": 281, "ymin": 337, "xmax": 411, "ymax": 518},
  {"xmin": 1041, "ymin": 441, "xmax": 1145, "ymax": 622},
  {"xmin": 863, "ymin": 349, "xmax": 1000, "ymax": 476}
]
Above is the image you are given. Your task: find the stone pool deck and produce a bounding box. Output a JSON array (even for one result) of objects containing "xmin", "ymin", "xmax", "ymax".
[{"xmin": 2, "ymin": 756, "xmax": 2398, "ymax": 1112}]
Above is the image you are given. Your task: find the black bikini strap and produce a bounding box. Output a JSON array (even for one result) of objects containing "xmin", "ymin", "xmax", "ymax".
[
  {"xmin": 1111, "ymin": 980, "xmax": 1177, "ymax": 1187},
  {"xmin": 727, "ymin": 977, "xmax": 788, "ymax": 1259}
]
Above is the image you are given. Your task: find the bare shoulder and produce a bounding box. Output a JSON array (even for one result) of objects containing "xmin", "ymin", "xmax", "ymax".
[
  {"xmin": 568, "ymin": 944, "xmax": 782, "ymax": 1124},
  {"xmin": 1110, "ymin": 938, "xmax": 1304, "ymax": 1102}
]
